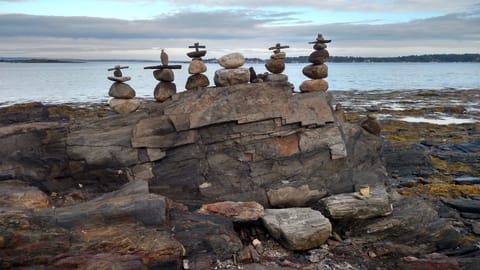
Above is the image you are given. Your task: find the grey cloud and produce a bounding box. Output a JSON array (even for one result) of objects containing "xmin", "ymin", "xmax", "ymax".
[
  {"xmin": 161, "ymin": 0, "xmax": 480, "ymax": 13},
  {"xmin": 0, "ymin": 7, "xmax": 478, "ymax": 59}
]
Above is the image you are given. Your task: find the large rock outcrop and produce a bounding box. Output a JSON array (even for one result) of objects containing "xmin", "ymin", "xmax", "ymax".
[{"xmin": 0, "ymin": 82, "xmax": 386, "ymax": 207}]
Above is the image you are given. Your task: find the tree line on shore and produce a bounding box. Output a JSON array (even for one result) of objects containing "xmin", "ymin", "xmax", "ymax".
[{"xmin": 1, "ymin": 53, "xmax": 479, "ymax": 64}]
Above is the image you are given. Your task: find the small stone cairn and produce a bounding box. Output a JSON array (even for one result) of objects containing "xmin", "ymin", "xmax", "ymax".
[
  {"xmin": 214, "ymin": 52, "xmax": 250, "ymax": 87},
  {"xmin": 107, "ymin": 65, "xmax": 140, "ymax": 113},
  {"xmin": 144, "ymin": 49, "xmax": 182, "ymax": 102},
  {"xmin": 264, "ymin": 43, "xmax": 289, "ymax": 83},
  {"xmin": 185, "ymin": 42, "xmax": 210, "ymax": 90},
  {"xmin": 300, "ymin": 34, "xmax": 331, "ymax": 92}
]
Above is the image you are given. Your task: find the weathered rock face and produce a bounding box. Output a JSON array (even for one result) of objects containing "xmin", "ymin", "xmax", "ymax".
[{"xmin": 0, "ymin": 82, "xmax": 386, "ymax": 208}]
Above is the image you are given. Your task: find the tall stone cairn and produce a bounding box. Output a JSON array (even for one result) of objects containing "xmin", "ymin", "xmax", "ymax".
[
  {"xmin": 144, "ymin": 49, "xmax": 182, "ymax": 102},
  {"xmin": 214, "ymin": 52, "xmax": 250, "ymax": 87},
  {"xmin": 185, "ymin": 42, "xmax": 210, "ymax": 90},
  {"xmin": 300, "ymin": 34, "xmax": 331, "ymax": 92},
  {"xmin": 107, "ymin": 65, "xmax": 140, "ymax": 113},
  {"xmin": 265, "ymin": 43, "xmax": 290, "ymax": 83}
]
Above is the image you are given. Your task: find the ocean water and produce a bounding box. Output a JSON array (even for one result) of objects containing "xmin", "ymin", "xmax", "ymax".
[{"xmin": 0, "ymin": 62, "xmax": 479, "ymax": 107}]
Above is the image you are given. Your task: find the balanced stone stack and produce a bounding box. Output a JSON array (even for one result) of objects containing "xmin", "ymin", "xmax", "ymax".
[
  {"xmin": 300, "ymin": 34, "xmax": 331, "ymax": 92},
  {"xmin": 265, "ymin": 43, "xmax": 289, "ymax": 83},
  {"xmin": 144, "ymin": 49, "xmax": 182, "ymax": 102},
  {"xmin": 214, "ymin": 52, "xmax": 250, "ymax": 87},
  {"xmin": 107, "ymin": 65, "xmax": 140, "ymax": 113},
  {"xmin": 185, "ymin": 42, "xmax": 210, "ymax": 90}
]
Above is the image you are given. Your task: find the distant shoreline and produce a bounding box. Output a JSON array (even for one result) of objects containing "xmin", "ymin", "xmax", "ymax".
[
  {"xmin": 1, "ymin": 53, "xmax": 479, "ymax": 64},
  {"xmin": 0, "ymin": 59, "xmax": 85, "ymax": 64}
]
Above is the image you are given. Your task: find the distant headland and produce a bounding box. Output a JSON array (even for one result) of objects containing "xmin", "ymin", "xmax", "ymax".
[{"xmin": 1, "ymin": 53, "xmax": 479, "ymax": 64}]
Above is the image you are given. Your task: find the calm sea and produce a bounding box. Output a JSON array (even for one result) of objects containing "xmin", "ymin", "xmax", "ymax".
[{"xmin": 0, "ymin": 62, "xmax": 479, "ymax": 107}]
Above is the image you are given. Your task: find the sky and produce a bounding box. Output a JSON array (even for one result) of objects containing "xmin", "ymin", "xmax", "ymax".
[{"xmin": 0, "ymin": 0, "xmax": 479, "ymax": 60}]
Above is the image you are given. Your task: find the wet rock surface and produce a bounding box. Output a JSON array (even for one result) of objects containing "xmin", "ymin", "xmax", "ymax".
[{"xmin": 1, "ymin": 87, "xmax": 479, "ymax": 269}]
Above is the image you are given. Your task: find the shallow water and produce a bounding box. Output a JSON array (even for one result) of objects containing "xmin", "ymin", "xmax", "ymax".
[{"xmin": 0, "ymin": 62, "xmax": 479, "ymax": 107}]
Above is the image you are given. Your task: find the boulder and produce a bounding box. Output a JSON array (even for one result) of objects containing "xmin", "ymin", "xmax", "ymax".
[
  {"xmin": 214, "ymin": 68, "xmax": 250, "ymax": 87},
  {"xmin": 218, "ymin": 52, "xmax": 245, "ymax": 69},
  {"xmin": 109, "ymin": 98, "xmax": 140, "ymax": 113},
  {"xmin": 302, "ymin": 64, "xmax": 328, "ymax": 79},
  {"xmin": 185, "ymin": 73, "xmax": 210, "ymax": 90},
  {"xmin": 300, "ymin": 79, "xmax": 329, "ymax": 92},
  {"xmin": 320, "ymin": 186, "xmax": 393, "ymax": 219},
  {"xmin": 198, "ymin": 201, "xmax": 264, "ymax": 222},
  {"xmin": 153, "ymin": 68, "xmax": 175, "ymax": 82},
  {"xmin": 189, "ymin": 59, "xmax": 207, "ymax": 74},
  {"xmin": 108, "ymin": 82, "xmax": 136, "ymax": 98},
  {"xmin": 153, "ymin": 81, "xmax": 176, "ymax": 102},
  {"xmin": 261, "ymin": 208, "xmax": 332, "ymax": 250}
]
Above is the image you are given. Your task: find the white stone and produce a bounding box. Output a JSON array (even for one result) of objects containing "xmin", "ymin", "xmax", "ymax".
[{"xmin": 218, "ymin": 52, "xmax": 245, "ymax": 69}]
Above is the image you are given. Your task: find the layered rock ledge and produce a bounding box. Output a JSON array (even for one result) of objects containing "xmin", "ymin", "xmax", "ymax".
[{"xmin": 0, "ymin": 82, "xmax": 385, "ymax": 207}]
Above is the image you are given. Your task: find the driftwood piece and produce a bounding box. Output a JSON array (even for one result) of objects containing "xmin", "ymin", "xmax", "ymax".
[
  {"xmin": 321, "ymin": 186, "xmax": 393, "ymax": 219},
  {"xmin": 33, "ymin": 180, "xmax": 167, "ymax": 228}
]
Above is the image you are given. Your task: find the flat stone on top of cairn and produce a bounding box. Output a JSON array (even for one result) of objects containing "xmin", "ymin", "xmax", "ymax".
[
  {"xmin": 300, "ymin": 34, "xmax": 331, "ymax": 93},
  {"xmin": 144, "ymin": 49, "xmax": 182, "ymax": 102},
  {"xmin": 185, "ymin": 42, "xmax": 210, "ymax": 90},
  {"xmin": 265, "ymin": 43, "xmax": 289, "ymax": 82},
  {"xmin": 107, "ymin": 65, "xmax": 139, "ymax": 113},
  {"xmin": 214, "ymin": 52, "xmax": 250, "ymax": 87}
]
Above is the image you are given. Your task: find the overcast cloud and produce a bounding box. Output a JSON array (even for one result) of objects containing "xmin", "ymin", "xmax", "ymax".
[{"xmin": 0, "ymin": 0, "xmax": 479, "ymax": 59}]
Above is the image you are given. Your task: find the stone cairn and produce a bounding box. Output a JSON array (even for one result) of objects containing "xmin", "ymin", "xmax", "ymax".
[
  {"xmin": 107, "ymin": 65, "xmax": 140, "ymax": 113},
  {"xmin": 300, "ymin": 34, "xmax": 331, "ymax": 92},
  {"xmin": 264, "ymin": 43, "xmax": 289, "ymax": 83},
  {"xmin": 214, "ymin": 52, "xmax": 250, "ymax": 87},
  {"xmin": 144, "ymin": 49, "xmax": 182, "ymax": 102},
  {"xmin": 185, "ymin": 42, "xmax": 210, "ymax": 90}
]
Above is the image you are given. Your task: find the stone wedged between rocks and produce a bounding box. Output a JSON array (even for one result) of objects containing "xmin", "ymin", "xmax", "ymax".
[{"xmin": 261, "ymin": 208, "xmax": 332, "ymax": 250}]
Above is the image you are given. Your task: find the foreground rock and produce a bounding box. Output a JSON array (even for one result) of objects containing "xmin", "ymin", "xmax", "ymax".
[
  {"xmin": 261, "ymin": 208, "xmax": 332, "ymax": 250},
  {"xmin": 0, "ymin": 180, "xmax": 185, "ymax": 269}
]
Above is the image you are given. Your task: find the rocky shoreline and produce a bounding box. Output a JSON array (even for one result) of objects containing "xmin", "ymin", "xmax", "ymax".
[{"xmin": 0, "ymin": 85, "xmax": 479, "ymax": 269}]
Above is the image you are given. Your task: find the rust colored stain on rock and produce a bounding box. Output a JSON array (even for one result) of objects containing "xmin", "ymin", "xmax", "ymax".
[{"xmin": 276, "ymin": 134, "xmax": 299, "ymax": 157}]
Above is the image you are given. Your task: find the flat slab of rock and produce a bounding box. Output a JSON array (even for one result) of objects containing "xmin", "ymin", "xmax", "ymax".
[
  {"xmin": 442, "ymin": 198, "xmax": 480, "ymax": 213},
  {"xmin": 320, "ymin": 186, "xmax": 392, "ymax": 219},
  {"xmin": 198, "ymin": 201, "xmax": 264, "ymax": 222},
  {"xmin": 267, "ymin": 185, "xmax": 326, "ymax": 207},
  {"xmin": 261, "ymin": 208, "xmax": 331, "ymax": 250},
  {"xmin": 34, "ymin": 180, "xmax": 167, "ymax": 228},
  {"xmin": 164, "ymin": 82, "xmax": 336, "ymax": 131}
]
